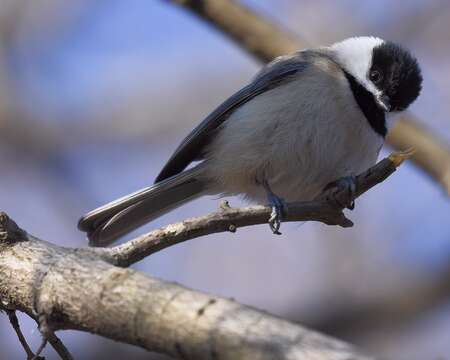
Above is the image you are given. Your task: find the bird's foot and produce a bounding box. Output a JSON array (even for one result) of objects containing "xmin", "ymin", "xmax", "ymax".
[
  {"xmin": 267, "ymin": 191, "xmax": 286, "ymax": 235},
  {"xmin": 324, "ymin": 175, "xmax": 357, "ymax": 210},
  {"xmin": 263, "ymin": 180, "xmax": 286, "ymax": 235}
]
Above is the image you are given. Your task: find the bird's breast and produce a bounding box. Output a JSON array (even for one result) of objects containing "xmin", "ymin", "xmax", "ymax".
[{"xmin": 204, "ymin": 67, "xmax": 384, "ymax": 203}]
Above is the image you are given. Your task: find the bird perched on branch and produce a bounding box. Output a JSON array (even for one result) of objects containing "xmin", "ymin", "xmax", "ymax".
[{"xmin": 79, "ymin": 36, "xmax": 422, "ymax": 246}]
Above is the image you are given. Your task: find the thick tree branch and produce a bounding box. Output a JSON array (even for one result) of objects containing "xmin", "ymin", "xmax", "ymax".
[
  {"xmin": 97, "ymin": 151, "xmax": 410, "ymax": 267},
  {"xmin": 0, "ymin": 214, "xmax": 377, "ymax": 360},
  {"xmin": 168, "ymin": 0, "xmax": 450, "ymax": 195}
]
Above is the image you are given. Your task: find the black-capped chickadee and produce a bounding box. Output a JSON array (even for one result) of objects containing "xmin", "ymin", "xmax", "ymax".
[{"xmin": 79, "ymin": 36, "xmax": 422, "ymax": 246}]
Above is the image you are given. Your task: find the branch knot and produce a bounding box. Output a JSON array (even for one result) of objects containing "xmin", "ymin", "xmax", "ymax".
[{"xmin": 0, "ymin": 212, "xmax": 27, "ymax": 244}]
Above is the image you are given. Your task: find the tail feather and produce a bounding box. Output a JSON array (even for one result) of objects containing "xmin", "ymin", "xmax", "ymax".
[{"xmin": 78, "ymin": 165, "xmax": 208, "ymax": 246}]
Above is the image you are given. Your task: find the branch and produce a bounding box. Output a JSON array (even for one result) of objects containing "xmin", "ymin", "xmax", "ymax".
[
  {"xmin": 168, "ymin": 0, "xmax": 450, "ymax": 195},
  {"xmin": 297, "ymin": 243, "xmax": 450, "ymax": 338},
  {"xmin": 4, "ymin": 310, "xmax": 41, "ymax": 360},
  {"xmin": 38, "ymin": 325, "xmax": 74, "ymax": 360},
  {"xmin": 97, "ymin": 151, "xmax": 409, "ymax": 267},
  {"xmin": 0, "ymin": 214, "xmax": 376, "ymax": 360}
]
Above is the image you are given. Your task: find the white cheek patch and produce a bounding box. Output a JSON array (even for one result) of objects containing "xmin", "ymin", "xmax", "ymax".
[{"xmin": 331, "ymin": 36, "xmax": 384, "ymax": 93}]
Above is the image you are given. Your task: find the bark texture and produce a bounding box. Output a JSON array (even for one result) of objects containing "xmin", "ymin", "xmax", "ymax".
[{"xmin": 0, "ymin": 216, "xmax": 374, "ymax": 360}]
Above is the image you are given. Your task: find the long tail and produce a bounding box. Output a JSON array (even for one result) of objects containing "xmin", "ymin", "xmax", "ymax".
[{"xmin": 78, "ymin": 165, "xmax": 209, "ymax": 246}]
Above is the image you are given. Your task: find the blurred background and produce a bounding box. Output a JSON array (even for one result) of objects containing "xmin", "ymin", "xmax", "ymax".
[{"xmin": 0, "ymin": 1, "xmax": 449, "ymax": 359}]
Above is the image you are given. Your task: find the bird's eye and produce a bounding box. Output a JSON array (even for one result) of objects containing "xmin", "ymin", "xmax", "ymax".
[{"xmin": 369, "ymin": 70, "xmax": 382, "ymax": 84}]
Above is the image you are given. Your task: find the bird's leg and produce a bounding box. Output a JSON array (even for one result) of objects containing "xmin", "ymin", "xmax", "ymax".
[
  {"xmin": 324, "ymin": 175, "xmax": 357, "ymax": 210},
  {"xmin": 263, "ymin": 180, "xmax": 286, "ymax": 235}
]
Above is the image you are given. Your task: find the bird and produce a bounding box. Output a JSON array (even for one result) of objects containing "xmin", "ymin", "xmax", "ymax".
[{"xmin": 78, "ymin": 36, "xmax": 422, "ymax": 246}]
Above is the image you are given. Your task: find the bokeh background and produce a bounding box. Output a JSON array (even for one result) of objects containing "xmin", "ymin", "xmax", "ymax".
[{"xmin": 1, "ymin": 1, "xmax": 449, "ymax": 359}]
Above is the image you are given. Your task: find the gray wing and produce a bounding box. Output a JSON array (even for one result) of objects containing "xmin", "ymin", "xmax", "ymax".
[{"xmin": 155, "ymin": 52, "xmax": 309, "ymax": 183}]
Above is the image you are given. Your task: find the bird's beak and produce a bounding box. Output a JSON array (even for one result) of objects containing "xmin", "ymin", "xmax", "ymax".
[{"xmin": 376, "ymin": 94, "xmax": 391, "ymax": 112}]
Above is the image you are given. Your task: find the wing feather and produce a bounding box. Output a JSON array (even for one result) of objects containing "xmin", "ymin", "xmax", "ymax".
[{"xmin": 155, "ymin": 52, "xmax": 309, "ymax": 183}]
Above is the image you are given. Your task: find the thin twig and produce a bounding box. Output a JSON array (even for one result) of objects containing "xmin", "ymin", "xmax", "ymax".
[
  {"xmin": 99, "ymin": 151, "xmax": 410, "ymax": 267},
  {"xmin": 33, "ymin": 338, "xmax": 47, "ymax": 360},
  {"xmin": 46, "ymin": 330, "xmax": 74, "ymax": 360},
  {"xmin": 6, "ymin": 310, "xmax": 73, "ymax": 360},
  {"xmin": 6, "ymin": 310, "xmax": 42, "ymax": 360},
  {"xmin": 168, "ymin": 0, "xmax": 450, "ymax": 195}
]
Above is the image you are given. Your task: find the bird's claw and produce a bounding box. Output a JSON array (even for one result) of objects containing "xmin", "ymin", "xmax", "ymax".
[
  {"xmin": 325, "ymin": 175, "xmax": 357, "ymax": 210},
  {"xmin": 267, "ymin": 192, "xmax": 285, "ymax": 235},
  {"xmin": 269, "ymin": 207, "xmax": 282, "ymax": 234}
]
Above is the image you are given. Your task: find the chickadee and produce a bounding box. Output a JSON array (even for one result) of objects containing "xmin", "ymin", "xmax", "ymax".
[{"xmin": 79, "ymin": 36, "xmax": 422, "ymax": 246}]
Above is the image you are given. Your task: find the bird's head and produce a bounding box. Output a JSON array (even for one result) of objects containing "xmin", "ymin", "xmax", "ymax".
[{"xmin": 331, "ymin": 36, "xmax": 422, "ymax": 113}]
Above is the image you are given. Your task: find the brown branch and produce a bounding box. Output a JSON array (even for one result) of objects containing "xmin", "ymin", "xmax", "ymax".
[
  {"xmin": 168, "ymin": 0, "xmax": 450, "ymax": 195},
  {"xmin": 39, "ymin": 326, "xmax": 74, "ymax": 360},
  {"xmin": 293, "ymin": 244, "xmax": 450, "ymax": 339},
  {"xmin": 33, "ymin": 338, "xmax": 47, "ymax": 360},
  {"xmin": 95, "ymin": 151, "xmax": 410, "ymax": 267},
  {"xmin": 388, "ymin": 116, "xmax": 450, "ymax": 193},
  {"xmin": 0, "ymin": 214, "xmax": 377, "ymax": 360},
  {"xmin": 4, "ymin": 310, "xmax": 41, "ymax": 360},
  {"xmin": 170, "ymin": 0, "xmax": 300, "ymax": 61}
]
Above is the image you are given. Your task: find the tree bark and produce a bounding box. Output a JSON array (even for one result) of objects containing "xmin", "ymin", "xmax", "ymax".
[{"xmin": 0, "ymin": 214, "xmax": 375, "ymax": 360}]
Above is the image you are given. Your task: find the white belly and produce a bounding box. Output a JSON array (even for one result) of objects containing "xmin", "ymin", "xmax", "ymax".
[{"xmin": 203, "ymin": 67, "xmax": 384, "ymax": 203}]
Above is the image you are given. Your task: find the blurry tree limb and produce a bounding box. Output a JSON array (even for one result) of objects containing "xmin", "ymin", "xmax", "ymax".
[
  {"xmin": 168, "ymin": 0, "xmax": 450, "ymax": 195},
  {"xmin": 294, "ymin": 256, "xmax": 450, "ymax": 340},
  {"xmin": 389, "ymin": 116, "xmax": 450, "ymax": 193},
  {"xmin": 169, "ymin": 0, "xmax": 300, "ymax": 60},
  {"xmin": 0, "ymin": 215, "xmax": 376, "ymax": 360},
  {"xmin": 96, "ymin": 151, "xmax": 409, "ymax": 265}
]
